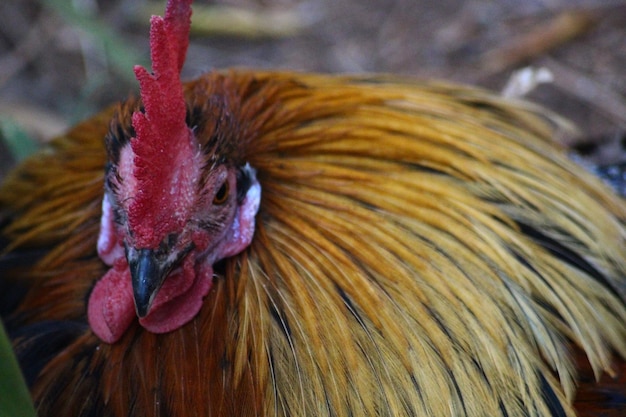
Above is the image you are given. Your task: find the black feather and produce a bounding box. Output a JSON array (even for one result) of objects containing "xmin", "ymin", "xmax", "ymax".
[{"xmin": 10, "ymin": 320, "xmax": 87, "ymax": 387}]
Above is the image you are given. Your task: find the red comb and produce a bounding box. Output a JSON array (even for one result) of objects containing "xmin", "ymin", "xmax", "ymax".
[{"xmin": 128, "ymin": 0, "xmax": 196, "ymax": 248}]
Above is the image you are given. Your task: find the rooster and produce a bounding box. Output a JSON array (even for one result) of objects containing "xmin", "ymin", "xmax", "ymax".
[{"xmin": 1, "ymin": 0, "xmax": 625, "ymax": 416}]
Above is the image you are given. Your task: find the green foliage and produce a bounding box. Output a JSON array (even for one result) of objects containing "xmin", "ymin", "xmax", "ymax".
[
  {"xmin": 0, "ymin": 118, "xmax": 39, "ymax": 162},
  {"xmin": 0, "ymin": 322, "xmax": 36, "ymax": 417}
]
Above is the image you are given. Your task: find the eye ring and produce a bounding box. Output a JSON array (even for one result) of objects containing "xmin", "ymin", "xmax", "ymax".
[{"xmin": 213, "ymin": 181, "xmax": 230, "ymax": 205}]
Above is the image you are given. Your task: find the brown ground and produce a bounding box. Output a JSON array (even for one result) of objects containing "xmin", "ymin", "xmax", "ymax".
[{"xmin": 1, "ymin": 0, "xmax": 625, "ymax": 180}]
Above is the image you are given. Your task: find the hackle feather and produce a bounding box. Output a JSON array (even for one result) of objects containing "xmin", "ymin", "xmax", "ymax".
[{"xmin": 1, "ymin": 71, "xmax": 626, "ymax": 417}]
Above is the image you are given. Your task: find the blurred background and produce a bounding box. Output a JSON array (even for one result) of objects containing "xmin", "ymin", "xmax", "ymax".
[{"xmin": 1, "ymin": 0, "xmax": 626, "ymax": 180}]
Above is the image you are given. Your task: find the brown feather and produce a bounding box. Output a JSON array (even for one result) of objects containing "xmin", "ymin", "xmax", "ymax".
[{"xmin": 2, "ymin": 71, "xmax": 626, "ymax": 416}]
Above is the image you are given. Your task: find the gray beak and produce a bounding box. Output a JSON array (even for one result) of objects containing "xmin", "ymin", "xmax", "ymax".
[{"xmin": 127, "ymin": 248, "xmax": 171, "ymax": 318}]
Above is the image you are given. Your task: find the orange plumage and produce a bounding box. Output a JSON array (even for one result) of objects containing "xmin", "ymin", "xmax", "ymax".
[
  {"xmin": 1, "ymin": 2, "xmax": 626, "ymax": 416},
  {"xmin": 2, "ymin": 71, "xmax": 626, "ymax": 417}
]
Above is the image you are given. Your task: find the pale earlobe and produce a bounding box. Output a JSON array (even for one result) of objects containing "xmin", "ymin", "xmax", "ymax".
[
  {"xmin": 218, "ymin": 167, "xmax": 261, "ymax": 259},
  {"xmin": 97, "ymin": 192, "xmax": 125, "ymax": 266}
]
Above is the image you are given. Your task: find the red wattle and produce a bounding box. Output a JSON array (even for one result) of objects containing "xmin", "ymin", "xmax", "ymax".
[
  {"xmin": 139, "ymin": 260, "xmax": 213, "ymax": 333},
  {"xmin": 89, "ymin": 254, "xmax": 214, "ymax": 343},
  {"xmin": 87, "ymin": 259, "xmax": 135, "ymax": 344}
]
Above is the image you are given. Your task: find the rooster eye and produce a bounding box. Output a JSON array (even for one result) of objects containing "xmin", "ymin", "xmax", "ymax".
[{"xmin": 213, "ymin": 181, "xmax": 230, "ymax": 205}]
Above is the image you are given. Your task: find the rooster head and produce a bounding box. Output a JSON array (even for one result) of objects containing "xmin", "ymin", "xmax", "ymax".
[{"xmin": 87, "ymin": 0, "xmax": 261, "ymax": 343}]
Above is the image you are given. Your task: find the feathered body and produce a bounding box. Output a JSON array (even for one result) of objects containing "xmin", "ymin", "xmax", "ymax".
[{"xmin": 2, "ymin": 71, "xmax": 626, "ymax": 416}]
